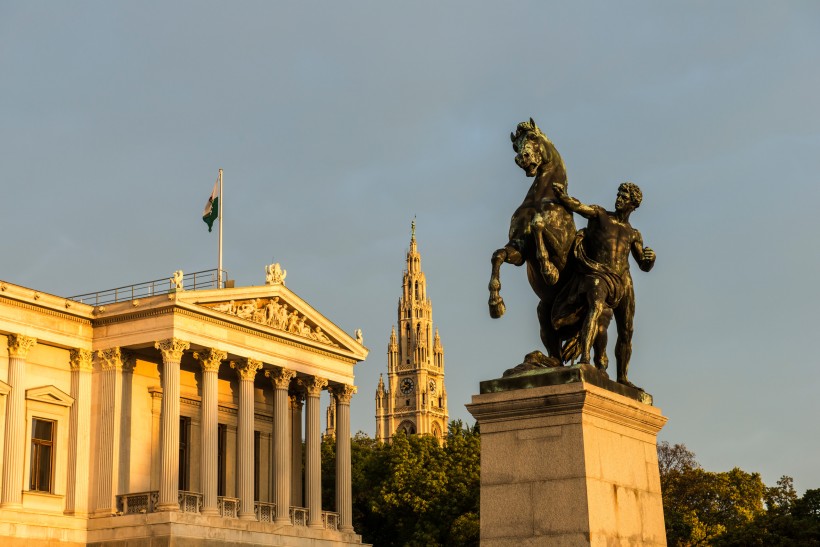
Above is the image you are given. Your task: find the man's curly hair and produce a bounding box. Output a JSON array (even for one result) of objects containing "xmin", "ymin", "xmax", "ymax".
[{"xmin": 618, "ymin": 182, "xmax": 643, "ymax": 208}]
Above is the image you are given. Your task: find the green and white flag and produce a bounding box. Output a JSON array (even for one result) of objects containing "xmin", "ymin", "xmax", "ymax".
[{"xmin": 202, "ymin": 179, "xmax": 219, "ymax": 232}]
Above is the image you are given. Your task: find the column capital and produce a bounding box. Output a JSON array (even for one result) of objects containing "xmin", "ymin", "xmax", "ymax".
[
  {"xmin": 329, "ymin": 384, "xmax": 357, "ymax": 404},
  {"xmin": 289, "ymin": 391, "xmax": 305, "ymax": 409},
  {"xmin": 231, "ymin": 358, "xmax": 262, "ymax": 381},
  {"xmin": 194, "ymin": 348, "xmax": 227, "ymax": 373},
  {"xmin": 97, "ymin": 347, "xmax": 123, "ymax": 370},
  {"xmin": 122, "ymin": 350, "xmax": 136, "ymax": 373},
  {"xmin": 155, "ymin": 338, "xmax": 190, "ymax": 363},
  {"xmin": 69, "ymin": 348, "xmax": 94, "ymax": 372},
  {"xmin": 7, "ymin": 334, "xmax": 37, "ymax": 359},
  {"xmin": 299, "ymin": 376, "xmax": 328, "ymax": 397},
  {"xmin": 266, "ymin": 366, "xmax": 296, "ymax": 389}
]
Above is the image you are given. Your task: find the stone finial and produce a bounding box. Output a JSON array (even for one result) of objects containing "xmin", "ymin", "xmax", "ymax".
[
  {"xmin": 155, "ymin": 338, "xmax": 190, "ymax": 363},
  {"xmin": 7, "ymin": 334, "xmax": 37, "ymax": 359},
  {"xmin": 266, "ymin": 366, "xmax": 296, "ymax": 389},
  {"xmin": 194, "ymin": 348, "xmax": 227, "ymax": 373},
  {"xmin": 232, "ymin": 358, "xmax": 262, "ymax": 381},
  {"xmin": 299, "ymin": 376, "xmax": 328, "ymax": 397},
  {"xmin": 265, "ymin": 263, "xmax": 287, "ymax": 286},
  {"xmin": 69, "ymin": 348, "xmax": 94, "ymax": 372},
  {"xmin": 355, "ymin": 329, "xmax": 363, "ymax": 345},
  {"xmin": 329, "ymin": 384, "xmax": 357, "ymax": 404}
]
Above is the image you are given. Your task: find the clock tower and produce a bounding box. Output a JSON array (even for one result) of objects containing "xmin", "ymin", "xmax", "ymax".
[{"xmin": 376, "ymin": 222, "xmax": 448, "ymax": 442}]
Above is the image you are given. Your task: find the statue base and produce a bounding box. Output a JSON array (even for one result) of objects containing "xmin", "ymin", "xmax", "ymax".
[{"xmin": 466, "ymin": 364, "xmax": 668, "ymax": 546}]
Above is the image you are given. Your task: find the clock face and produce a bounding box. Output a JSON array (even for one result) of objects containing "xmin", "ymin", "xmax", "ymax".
[
  {"xmin": 400, "ymin": 378, "xmax": 414, "ymax": 395},
  {"xmin": 429, "ymin": 380, "xmax": 436, "ymax": 394}
]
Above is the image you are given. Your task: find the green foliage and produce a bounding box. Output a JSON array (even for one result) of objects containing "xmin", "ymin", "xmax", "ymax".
[
  {"xmin": 659, "ymin": 442, "xmax": 820, "ymax": 546},
  {"xmin": 321, "ymin": 420, "xmax": 480, "ymax": 546}
]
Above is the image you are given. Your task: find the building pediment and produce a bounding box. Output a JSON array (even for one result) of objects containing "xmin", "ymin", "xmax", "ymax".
[
  {"xmin": 177, "ymin": 284, "xmax": 367, "ymax": 360},
  {"xmin": 26, "ymin": 385, "xmax": 74, "ymax": 407}
]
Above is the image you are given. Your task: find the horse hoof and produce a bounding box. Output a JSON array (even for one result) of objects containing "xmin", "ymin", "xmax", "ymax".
[{"xmin": 489, "ymin": 299, "xmax": 506, "ymax": 318}]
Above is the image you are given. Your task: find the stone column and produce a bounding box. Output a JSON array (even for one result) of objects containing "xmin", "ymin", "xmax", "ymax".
[
  {"xmin": 194, "ymin": 348, "xmax": 226, "ymax": 516},
  {"xmin": 267, "ymin": 366, "xmax": 296, "ymax": 524},
  {"xmin": 1, "ymin": 334, "xmax": 36, "ymax": 508},
  {"xmin": 301, "ymin": 376, "xmax": 327, "ymax": 528},
  {"xmin": 155, "ymin": 338, "xmax": 190, "ymax": 512},
  {"xmin": 289, "ymin": 391, "xmax": 305, "ymax": 507},
  {"xmin": 331, "ymin": 384, "xmax": 356, "ymax": 533},
  {"xmin": 93, "ymin": 347, "xmax": 127, "ymax": 515},
  {"xmin": 65, "ymin": 349, "xmax": 93, "ymax": 516},
  {"xmin": 232, "ymin": 358, "xmax": 262, "ymax": 520}
]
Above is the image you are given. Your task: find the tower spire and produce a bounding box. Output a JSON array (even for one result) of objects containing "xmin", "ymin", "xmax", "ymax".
[{"xmin": 376, "ymin": 223, "xmax": 448, "ymax": 443}]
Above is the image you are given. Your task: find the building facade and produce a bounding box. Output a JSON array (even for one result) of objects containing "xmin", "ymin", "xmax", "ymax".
[
  {"xmin": 375, "ymin": 224, "xmax": 448, "ymax": 442},
  {"xmin": 0, "ymin": 266, "xmax": 368, "ymax": 546}
]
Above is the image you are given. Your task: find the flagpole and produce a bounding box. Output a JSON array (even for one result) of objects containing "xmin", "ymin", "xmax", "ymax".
[{"xmin": 218, "ymin": 168, "xmax": 223, "ymax": 288}]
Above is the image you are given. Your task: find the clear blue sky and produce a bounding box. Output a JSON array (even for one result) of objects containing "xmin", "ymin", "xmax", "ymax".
[{"xmin": 2, "ymin": 2, "xmax": 819, "ymax": 494}]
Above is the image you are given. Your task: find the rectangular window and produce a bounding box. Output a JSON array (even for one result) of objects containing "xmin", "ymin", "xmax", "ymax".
[
  {"xmin": 179, "ymin": 416, "xmax": 191, "ymax": 491},
  {"xmin": 217, "ymin": 423, "xmax": 227, "ymax": 497},
  {"xmin": 30, "ymin": 418, "xmax": 55, "ymax": 492}
]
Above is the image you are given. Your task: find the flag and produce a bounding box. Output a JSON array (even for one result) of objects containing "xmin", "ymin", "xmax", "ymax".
[{"xmin": 202, "ymin": 178, "xmax": 219, "ymax": 232}]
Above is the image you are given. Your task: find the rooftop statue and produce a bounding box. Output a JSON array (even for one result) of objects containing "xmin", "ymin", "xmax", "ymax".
[{"xmin": 489, "ymin": 119, "xmax": 655, "ymax": 388}]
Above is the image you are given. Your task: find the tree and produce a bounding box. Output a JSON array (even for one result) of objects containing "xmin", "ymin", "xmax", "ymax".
[
  {"xmin": 322, "ymin": 421, "xmax": 480, "ymax": 546},
  {"xmin": 658, "ymin": 442, "xmax": 820, "ymax": 546}
]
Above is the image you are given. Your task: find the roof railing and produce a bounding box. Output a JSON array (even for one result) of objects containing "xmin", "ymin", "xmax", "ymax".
[{"xmin": 67, "ymin": 269, "xmax": 228, "ymax": 306}]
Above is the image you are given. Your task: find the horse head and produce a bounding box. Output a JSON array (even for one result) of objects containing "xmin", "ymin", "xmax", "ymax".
[{"xmin": 511, "ymin": 118, "xmax": 566, "ymax": 179}]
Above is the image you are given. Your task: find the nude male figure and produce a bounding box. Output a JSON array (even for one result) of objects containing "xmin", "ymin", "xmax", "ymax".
[{"xmin": 552, "ymin": 181, "xmax": 655, "ymax": 388}]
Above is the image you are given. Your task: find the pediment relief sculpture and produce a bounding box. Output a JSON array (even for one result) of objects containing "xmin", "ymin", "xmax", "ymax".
[{"xmin": 205, "ymin": 297, "xmax": 339, "ymax": 347}]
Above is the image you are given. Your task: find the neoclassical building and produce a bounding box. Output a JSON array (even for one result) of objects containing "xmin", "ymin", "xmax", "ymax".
[
  {"xmin": 375, "ymin": 224, "xmax": 448, "ymax": 442},
  {"xmin": 0, "ymin": 266, "xmax": 368, "ymax": 546}
]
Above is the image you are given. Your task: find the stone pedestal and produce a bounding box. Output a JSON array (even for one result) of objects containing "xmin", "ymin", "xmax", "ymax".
[{"xmin": 466, "ymin": 364, "xmax": 667, "ymax": 547}]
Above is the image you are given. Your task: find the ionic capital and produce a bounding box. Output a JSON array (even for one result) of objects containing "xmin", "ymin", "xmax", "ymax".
[
  {"xmin": 69, "ymin": 348, "xmax": 94, "ymax": 372},
  {"xmin": 266, "ymin": 366, "xmax": 296, "ymax": 390},
  {"xmin": 7, "ymin": 334, "xmax": 37, "ymax": 359},
  {"xmin": 154, "ymin": 338, "xmax": 190, "ymax": 363},
  {"xmin": 299, "ymin": 376, "xmax": 328, "ymax": 397},
  {"xmin": 232, "ymin": 358, "xmax": 262, "ymax": 381},
  {"xmin": 194, "ymin": 348, "xmax": 227, "ymax": 373},
  {"xmin": 97, "ymin": 347, "xmax": 123, "ymax": 370},
  {"xmin": 329, "ymin": 384, "xmax": 357, "ymax": 404}
]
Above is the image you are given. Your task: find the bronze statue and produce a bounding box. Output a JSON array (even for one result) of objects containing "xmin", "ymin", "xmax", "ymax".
[
  {"xmin": 489, "ymin": 119, "xmax": 608, "ymax": 369},
  {"xmin": 489, "ymin": 119, "xmax": 654, "ymax": 388},
  {"xmin": 551, "ymin": 181, "xmax": 655, "ymax": 388}
]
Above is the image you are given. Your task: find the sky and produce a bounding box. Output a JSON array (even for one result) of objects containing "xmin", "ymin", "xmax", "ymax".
[{"xmin": 2, "ymin": 2, "xmax": 819, "ymax": 494}]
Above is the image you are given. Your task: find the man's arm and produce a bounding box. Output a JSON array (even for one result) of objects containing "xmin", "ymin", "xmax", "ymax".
[
  {"xmin": 631, "ymin": 232, "xmax": 655, "ymax": 272},
  {"xmin": 552, "ymin": 180, "xmax": 599, "ymax": 219}
]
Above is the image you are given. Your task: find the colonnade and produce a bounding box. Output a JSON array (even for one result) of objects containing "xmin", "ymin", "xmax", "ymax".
[
  {"xmin": 164, "ymin": 338, "xmax": 354, "ymax": 530},
  {"xmin": 0, "ymin": 333, "xmax": 355, "ymax": 533}
]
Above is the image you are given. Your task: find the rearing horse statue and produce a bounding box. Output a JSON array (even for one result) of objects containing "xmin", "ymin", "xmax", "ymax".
[{"xmin": 489, "ymin": 119, "xmax": 610, "ymax": 371}]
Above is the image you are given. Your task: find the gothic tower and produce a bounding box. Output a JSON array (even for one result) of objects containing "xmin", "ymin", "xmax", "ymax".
[{"xmin": 376, "ymin": 222, "xmax": 448, "ymax": 442}]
